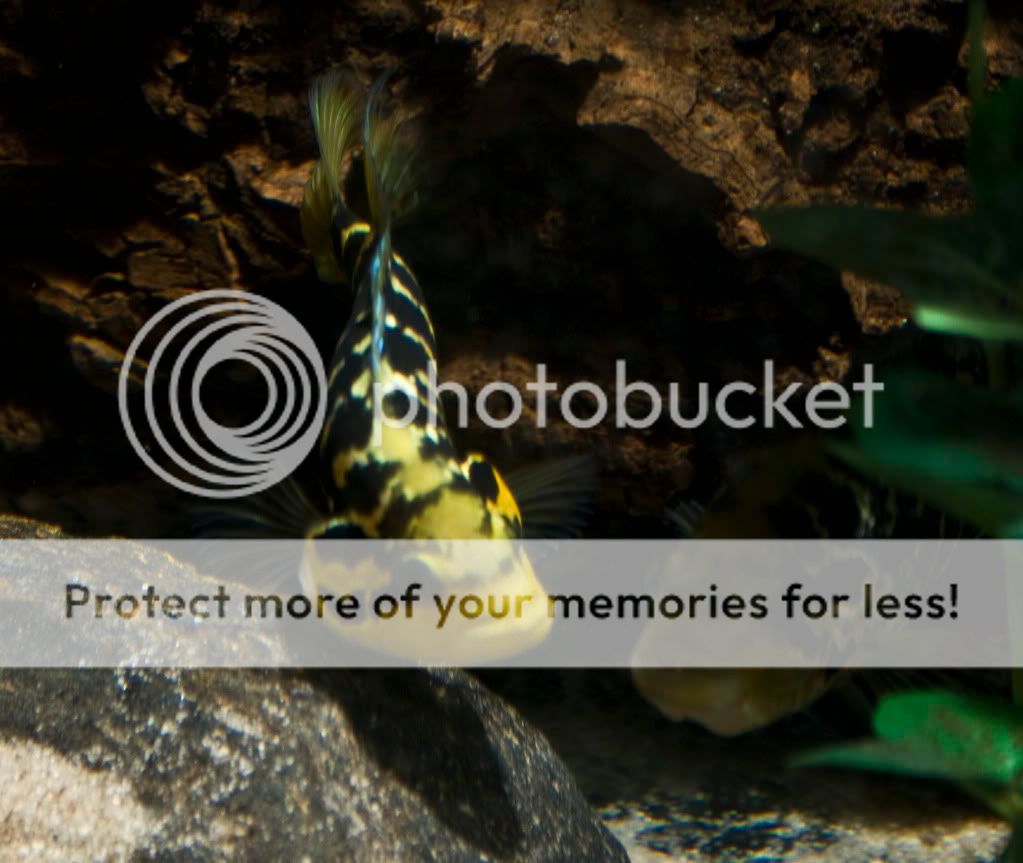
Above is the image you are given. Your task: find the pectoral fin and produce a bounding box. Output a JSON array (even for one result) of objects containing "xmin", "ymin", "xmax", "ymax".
[{"xmin": 505, "ymin": 453, "xmax": 600, "ymax": 538}]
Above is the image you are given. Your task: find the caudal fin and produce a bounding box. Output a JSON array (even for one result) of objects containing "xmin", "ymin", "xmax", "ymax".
[
  {"xmin": 301, "ymin": 71, "xmax": 366, "ymax": 284},
  {"xmin": 360, "ymin": 72, "xmax": 421, "ymax": 377},
  {"xmin": 362, "ymin": 71, "xmax": 420, "ymax": 234}
]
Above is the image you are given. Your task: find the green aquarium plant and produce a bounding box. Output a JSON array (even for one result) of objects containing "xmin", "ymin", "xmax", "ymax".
[
  {"xmin": 758, "ymin": 9, "xmax": 1023, "ymax": 854},
  {"xmin": 794, "ymin": 690, "xmax": 1023, "ymax": 862},
  {"xmin": 756, "ymin": 0, "xmax": 1023, "ymax": 542}
]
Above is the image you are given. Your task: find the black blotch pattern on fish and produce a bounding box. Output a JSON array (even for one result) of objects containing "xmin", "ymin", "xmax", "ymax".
[
  {"xmin": 418, "ymin": 434, "xmax": 449, "ymax": 462},
  {"xmin": 446, "ymin": 471, "xmax": 475, "ymax": 496},
  {"xmin": 340, "ymin": 461, "xmax": 402, "ymax": 515},
  {"xmin": 468, "ymin": 459, "xmax": 500, "ymax": 502},
  {"xmin": 337, "ymin": 214, "xmax": 371, "ymax": 279},
  {"xmin": 323, "ymin": 399, "xmax": 374, "ymax": 456},
  {"xmin": 330, "ymin": 216, "xmax": 347, "ymax": 274},
  {"xmin": 382, "ymin": 389, "xmax": 417, "ymax": 423},
  {"xmin": 320, "ymin": 520, "xmax": 369, "ymax": 539},
  {"xmin": 387, "ymin": 288, "xmax": 434, "ymax": 346},
  {"xmin": 327, "ymin": 351, "xmax": 367, "ymax": 396},
  {"xmin": 391, "ymin": 257, "xmax": 414, "ymax": 285},
  {"xmin": 383, "ymin": 328, "xmax": 431, "ymax": 379}
]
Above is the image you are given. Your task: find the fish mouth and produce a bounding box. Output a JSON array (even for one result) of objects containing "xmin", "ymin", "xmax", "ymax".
[{"xmin": 445, "ymin": 581, "xmax": 554, "ymax": 661}]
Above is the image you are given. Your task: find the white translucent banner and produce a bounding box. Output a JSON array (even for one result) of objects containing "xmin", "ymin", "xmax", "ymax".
[{"xmin": 0, "ymin": 539, "xmax": 1018, "ymax": 667}]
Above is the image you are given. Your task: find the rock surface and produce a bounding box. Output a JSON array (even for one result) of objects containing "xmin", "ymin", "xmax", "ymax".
[
  {"xmin": 1, "ymin": 1, "xmax": 1021, "ymax": 536},
  {"xmin": 2, "ymin": 2, "xmax": 1023, "ymax": 861},
  {"xmin": 0, "ymin": 667, "xmax": 628, "ymax": 863},
  {"xmin": 490, "ymin": 671, "xmax": 1010, "ymax": 863},
  {"xmin": 0, "ymin": 519, "xmax": 626, "ymax": 862}
]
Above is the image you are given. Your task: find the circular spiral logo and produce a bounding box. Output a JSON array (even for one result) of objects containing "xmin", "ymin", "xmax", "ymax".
[{"xmin": 118, "ymin": 290, "xmax": 327, "ymax": 499}]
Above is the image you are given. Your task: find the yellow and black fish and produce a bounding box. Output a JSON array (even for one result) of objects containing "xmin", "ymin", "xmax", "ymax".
[
  {"xmin": 303, "ymin": 74, "xmax": 513, "ymax": 542},
  {"xmin": 297, "ymin": 70, "xmax": 595, "ymax": 544},
  {"xmin": 205, "ymin": 71, "xmax": 595, "ymax": 660}
]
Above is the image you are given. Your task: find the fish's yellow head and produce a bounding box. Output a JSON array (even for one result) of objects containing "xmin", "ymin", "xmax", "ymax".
[
  {"xmin": 299, "ymin": 452, "xmax": 551, "ymax": 663},
  {"xmin": 390, "ymin": 452, "xmax": 550, "ymax": 661}
]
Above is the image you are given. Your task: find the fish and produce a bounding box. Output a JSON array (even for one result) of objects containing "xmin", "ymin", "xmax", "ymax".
[
  {"xmin": 300, "ymin": 71, "xmax": 595, "ymax": 542},
  {"xmin": 210, "ymin": 71, "xmax": 596, "ymax": 661},
  {"xmin": 631, "ymin": 668, "xmax": 838, "ymax": 736},
  {"xmin": 635, "ymin": 438, "xmax": 992, "ymax": 736}
]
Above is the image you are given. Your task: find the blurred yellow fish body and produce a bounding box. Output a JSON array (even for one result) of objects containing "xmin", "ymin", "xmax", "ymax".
[
  {"xmin": 631, "ymin": 442, "xmax": 866, "ymax": 735},
  {"xmin": 632, "ymin": 667, "xmax": 833, "ymax": 736}
]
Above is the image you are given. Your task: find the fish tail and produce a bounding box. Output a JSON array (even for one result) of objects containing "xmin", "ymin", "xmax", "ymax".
[
  {"xmin": 302, "ymin": 71, "xmax": 366, "ymax": 284},
  {"xmin": 361, "ymin": 71, "xmax": 419, "ymax": 376},
  {"xmin": 362, "ymin": 71, "xmax": 419, "ymax": 232}
]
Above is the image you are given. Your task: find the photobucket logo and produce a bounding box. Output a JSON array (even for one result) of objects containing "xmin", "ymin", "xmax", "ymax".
[
  {"xmin": 118, "ymin": 290, "xmax": 327, "ymax": 499},
  {"xmin": 371, "ymin": 359, "xmax": 883, "ymax": 443}
]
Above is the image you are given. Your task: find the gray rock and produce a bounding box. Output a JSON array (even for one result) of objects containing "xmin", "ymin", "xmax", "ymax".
[
  {"xmin": 0, "ymin": 668, "xmax": 628, "ymax": 862},
  {"xmin": 0, "ymin": 517, "xmax": 627, "ymax": 863}
]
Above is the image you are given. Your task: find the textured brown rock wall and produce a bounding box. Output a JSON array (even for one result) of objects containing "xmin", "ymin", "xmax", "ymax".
[{"xmin": 1, "ymin": 0, "xmax": 1020, "ymax": 535}]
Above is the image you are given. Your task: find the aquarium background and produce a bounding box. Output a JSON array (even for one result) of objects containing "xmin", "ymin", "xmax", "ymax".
[{"xmin": 0, "ymin": 0, "xmax": 1021, "ymax": 860}]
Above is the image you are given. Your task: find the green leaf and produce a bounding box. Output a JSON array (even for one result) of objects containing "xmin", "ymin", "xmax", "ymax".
[
  {"xmin": 834, "ymin": 372, "xmax": 1023, "ymax": 536},
  {"xmin": 872, "ymin": 691, "xmax": 1023, "ymax": 785},
  {"xmin": 793, "ymin": 737, "xmax": 1008, "ymax": 782},
  {"xmin": 914, "ymin": 304, "xmax": 1023, "ymax": 342},
  {"xmin": 969, "ymin": 78, "xmax": 1023, "ymax": 260},
  {"xmin": 872, "ymin": 691, "xmax": 1023, "ymax": 820},
  {"xmin": 756, "ymin": 206, "xmax": 1023, "ymax": 339},
  {"xmin": 795, "ymin": 691, "xmax": 1023, "ymax": 820}
]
